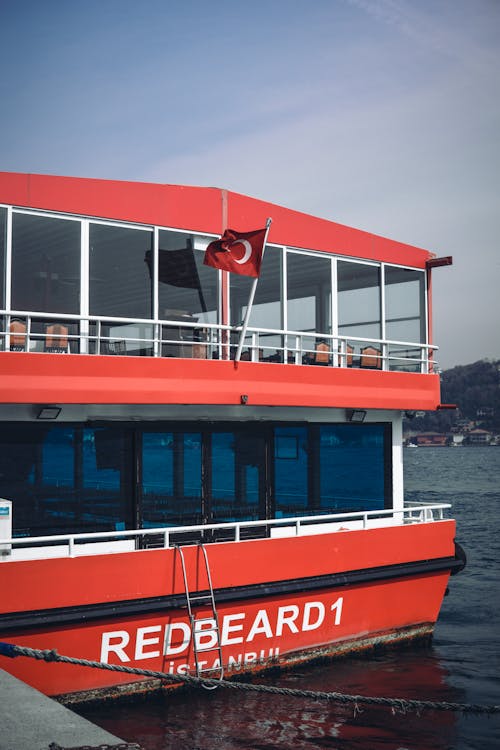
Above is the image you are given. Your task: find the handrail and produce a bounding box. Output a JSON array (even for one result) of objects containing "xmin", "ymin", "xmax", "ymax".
[
  {"xmin": 0, "ymin": 502, "xmax": 452, "ymax": 556},
  {"xmin": 1, "ymin": 309, "xmax": 438, "ymax": 372}
]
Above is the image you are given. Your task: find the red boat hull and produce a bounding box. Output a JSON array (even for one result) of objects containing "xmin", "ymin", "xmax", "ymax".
[{"xmin": 0, "ymin": 521, "xmax": 457, "ymax": 702}]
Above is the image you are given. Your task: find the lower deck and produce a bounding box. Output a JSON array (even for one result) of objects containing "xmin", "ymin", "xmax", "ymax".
[{"xmin": 1, "ymin": 411, "xmax": 397, "ymax": 540}]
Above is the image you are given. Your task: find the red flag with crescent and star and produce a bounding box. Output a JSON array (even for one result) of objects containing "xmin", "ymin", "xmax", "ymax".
[{"xmin": 203, "ymin": 227, "xmax": 267, "ymax": 277}]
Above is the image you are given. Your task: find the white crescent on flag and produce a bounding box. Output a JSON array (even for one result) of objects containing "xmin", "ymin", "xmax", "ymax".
[
  {"xmin": 229, "ymin": 239, "xmax": 253, "ymax": 265},
  {"xmin": 204, "ymin": 224, "xmax": 269, "ymax": 277}
]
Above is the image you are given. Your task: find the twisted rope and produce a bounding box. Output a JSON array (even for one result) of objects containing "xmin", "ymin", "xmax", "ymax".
[{"xmin": 1, "ymin": 642, "xmax": 499, "ymax": 716}]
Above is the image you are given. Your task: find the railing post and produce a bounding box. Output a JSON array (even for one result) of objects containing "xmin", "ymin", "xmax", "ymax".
[
  {"xmin": 381, "ymin": 342, "xmax": 387, "ymax": 371},
  {"xmin": 235, "ymin": 524, "xmax": 240, "ymax": 542},
  {"xmin": 164, "ymin": 531, "xmax": 169, "ymax": 548},
  {"xmin": 251, "ymin": 333, "xmax": 257, "ymax": 362},
  {"xmin": 68, "ymin": 537, "xmax": 75, "ymax": 557}
]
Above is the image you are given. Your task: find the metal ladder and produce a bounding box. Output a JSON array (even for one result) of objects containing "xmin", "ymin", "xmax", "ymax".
[{"xmin": 175, "ymin": 542, "xmax": 224, "ymax": 687}]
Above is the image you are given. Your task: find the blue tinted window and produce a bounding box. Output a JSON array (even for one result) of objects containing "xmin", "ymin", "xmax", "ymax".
[
  {"xmin": 274, "ymin": 426, "xmax": 308, "ymax": 516},
  {"xmin": 319, "ymin": 424, "xmax": 386, "ymax": 511},
  {"xmin": 142, "ymin": 431, "xmax": 202, "ymax": 527},
  {"xmin": 142, "ymin": 432, "xmax": 174, "ymax": 496},
  {"xmin": 42, "ymin": 427, "xmax": 74, "ymax": 488},
  {"xmin": 211, "ymin": 431, "xmax": 264, "ymax": 522},
  {"xmin": 83, "ymin": 428, "xmax": 121, "ymax": 490},
  {"xmin": 82, "ymin": 427, "xmax": 131, "ymax": 530}
]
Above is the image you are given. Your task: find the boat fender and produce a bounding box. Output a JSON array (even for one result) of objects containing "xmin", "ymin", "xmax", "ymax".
[{"xmin": 451, "ymin": 541, "xmax": 467, "ymax": 575}]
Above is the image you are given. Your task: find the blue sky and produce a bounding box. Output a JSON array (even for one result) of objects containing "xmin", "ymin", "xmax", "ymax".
[{"xmin": 1, "ymin": 0, "xmax": 499, "ymax": 369}]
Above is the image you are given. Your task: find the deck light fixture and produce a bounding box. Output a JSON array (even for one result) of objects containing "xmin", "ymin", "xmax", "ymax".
[
  {"xmin": 347, "ymin": 409, "xmax": 366, "ymax": 423},
  {"xmin": 36, "ymin": 406, "xmax": 61, "ymax": 420}
]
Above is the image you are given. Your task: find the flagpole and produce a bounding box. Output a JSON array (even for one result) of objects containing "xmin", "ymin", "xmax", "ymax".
[{"xmin": 234, "ymin": 217, "xmax": 272, "ymax": 365}]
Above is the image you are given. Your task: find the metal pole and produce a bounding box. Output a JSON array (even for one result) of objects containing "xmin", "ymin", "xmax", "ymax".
[{"xmin": 234, "ymin": 218, "xmax": 272, "ymax": 364}]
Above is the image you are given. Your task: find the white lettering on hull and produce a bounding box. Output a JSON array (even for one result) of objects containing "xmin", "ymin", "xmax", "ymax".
[{"xmin": 99, "ymin": 596, "xmax": 344, "ymax": 664}]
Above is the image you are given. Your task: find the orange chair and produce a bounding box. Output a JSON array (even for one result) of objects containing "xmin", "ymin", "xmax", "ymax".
[
  {"xmin": 9, "ymin": 319, "xmax": 27, "ymax": 351},
  {"xmin": 45, "ymin": 323, "xmax": 69, "ymax": 353},
  {"xmin": 314, "ymin": 341, "xmax": 330, "ymax": 365},
  {"xmin": 360, "ymin": 346, "xmax": 382, "ymax": 369}
]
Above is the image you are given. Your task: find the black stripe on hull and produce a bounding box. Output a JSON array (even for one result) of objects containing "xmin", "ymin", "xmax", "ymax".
[{"xmin": 0, "ymin": 555, "xmax": 461, "ymax": 633}]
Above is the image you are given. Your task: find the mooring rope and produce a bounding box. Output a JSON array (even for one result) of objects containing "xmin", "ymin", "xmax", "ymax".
[{"xmin": 1, "ymin": 641, "xmax": 499, "ymax": 716}]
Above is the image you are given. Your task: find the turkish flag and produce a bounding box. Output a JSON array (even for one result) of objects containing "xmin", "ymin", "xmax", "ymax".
[{"xmin": 203, "ymin": 227, "xmax": 266, "ymax": 277}]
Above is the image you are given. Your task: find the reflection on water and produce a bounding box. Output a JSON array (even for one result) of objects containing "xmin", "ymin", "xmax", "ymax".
[{"xmin": 80, "ymin": 448, "xmax": 500, "ymax": 750}]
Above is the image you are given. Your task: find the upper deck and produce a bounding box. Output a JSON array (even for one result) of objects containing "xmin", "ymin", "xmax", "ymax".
[{"xmin": 0, "ymin": 172, "xmax": 443, "ymax": 411}]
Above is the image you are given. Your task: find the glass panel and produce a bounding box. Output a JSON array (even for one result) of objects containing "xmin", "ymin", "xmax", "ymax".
[
  {"xmin": 89, "ymin": 223, "xmax": 153, "ymax": 319},
  {"xmin": 287, "ymin": 252, "xmax": 332, "ymax": 365},
  {"xmin": 319, "ymin": 424, "xmax": 387, "ymax": 511},
  {"xmin": 82, "ymin": 426, "xmax": 132, "ymax": 531},
  {"xmin": 230, "ymin": 248, "xmax": 282, "ymax": 361},
  {"xmin": 385, "ymin": 267, "xmax": 426, "ymax": 343},
  {"xmin": 274, "ymin": 426, "xmax": 309, "ymax": 517},
  {"xmin": 0, "ymin": 424, "xmax": 75, "ymax": 536},
  {"xmin": 287, "ymin": 252, "xmax": 331, "ymax": 333},
  {"xmin": 39, "ymin": 427, "xmax": 76, "ymax": 530},
  {"xmin": 141, "ymin": 431, "xmax": 202, "ymax": 527},
  {"xmin": 158, "ymin": 231, "xmax": 218, "ymax": 358},
  {"xmin": 338, "ymin": 261, "xmax": 381, "ymax": 360},
  {"xmin": 387, "ymin": 343, "xmax": 423, "ymax": 373},
  {"xmin": 11, "ymin": 212, "xmax": 81, "ymax": 313},
  {"xmin": 211, "ymin": 431, "xmax": 265, "ymax": 522},
  {"xmin": 0, "ymin": 207, "xmax": 6, "ymax": 309}
]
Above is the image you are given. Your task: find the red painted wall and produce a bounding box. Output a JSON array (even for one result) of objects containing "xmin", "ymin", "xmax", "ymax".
[
  {"xmin": 1, "ymin": 521, "xmax": 456, "ymax": 614},
  {"xmin": 0, "ymin": 172, "xmax": 433, "ymax": 267},
  {"xmin": 0, "ymin": 352, "xmax": 441, "ymax": 410}
]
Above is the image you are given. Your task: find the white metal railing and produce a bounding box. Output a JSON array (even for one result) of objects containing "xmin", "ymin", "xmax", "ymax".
[
  {"xmin": 0, "ymin": 502, "xmax": 452, "ymax": 559},
  {"xmin": 0, "ymin": 310, "xmax": 438, "ymax": 373},
  {"xmin": 234, "ymin": 326, "xmax": 438, "ymax": 372}
]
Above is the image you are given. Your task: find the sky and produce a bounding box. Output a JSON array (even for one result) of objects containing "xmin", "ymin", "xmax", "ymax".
[{"xmin": 0, "ymin": 0, "xmax": 499, "ymax": 370}]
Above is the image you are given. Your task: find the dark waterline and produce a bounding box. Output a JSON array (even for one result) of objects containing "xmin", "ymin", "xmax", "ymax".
[{"xmin": 79, "ymin": 447, "xmax": 500, "ymax": 750}]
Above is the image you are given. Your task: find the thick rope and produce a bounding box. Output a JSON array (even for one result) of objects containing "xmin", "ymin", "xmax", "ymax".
[{"xmin": 1, "ymin": 642, "xmax": 499, "ymax": 716}]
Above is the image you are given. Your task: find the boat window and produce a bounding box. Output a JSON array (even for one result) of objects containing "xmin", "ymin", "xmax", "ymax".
[
  {"xmin": 141, "ymin": 431, "xmax": 202, "ymax": 527},
  {"xmin": 385, "ymin": 267, "xmax": 425, "ymax": 342},
  {"xmin": 230, "ymin": 248, "xmax": 282, "ymax": 361},
  {"xmin": 89, "ymin": 223, "xmax": 153, "ymax": 320},
  {"xmin": 319, "ymin": 424, "xmax": 387, "ymax": 511},
  {"xmin": 385, "ymin": 267, "xmax": 426, "ymax": 371},
  {"xmin": 1, "ymin": 420, "xmax": 391, "ymax": 538},
  {"xmin": 287, "ymin": 252, "xmax": 332, "ymax": 334},
  {"xmin": 210, "ymin": 431, "xmax": 265, "ymax": 522},
  {"xmin": 82, "ymin": 427, "xmax": 133, "ymax": 531},
  {"xmin": 338, "ymin": 261, "xmax": 381, "ymax": 358},
  {"xmin": 0, "ymin": 207, "xmax": 6, "ymax": 309},
  {"xmin": 157, "ymin": 230, "xmax": 218, "ymax": 327},
  {"xmin": 0, "ymin": 424, "xmax": 133, "ymax": 536},
  {"xmin": 11, "ymin": 212, "xmax": 81, "ymax": 314},
  {"xmin": 274, "ymin": 426, "xmax": 309, "ymax": 517},
  {"xmin": 0, "ymin": 423, "xmax": 54, "ymax": 535}
]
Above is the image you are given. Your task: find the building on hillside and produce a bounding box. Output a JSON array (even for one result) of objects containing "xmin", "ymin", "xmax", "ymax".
[
  {"xmin": 468, "ymin": 428, "xmax": 492, "ymax": 445},
  {"xmin": 415, "ymin": 432, "xmax": 449, "ymax": 446}
]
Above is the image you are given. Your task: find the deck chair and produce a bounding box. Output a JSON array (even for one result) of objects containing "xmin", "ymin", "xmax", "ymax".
[
  {"xmin": 9, "ymin": 319, "xmax": 27, "ymax": 351},
  {"xmin": 45, "ymin": 323, "xmax": 69, "ymax": 353},
  {"xmin": 314, "ymin": 341, "xmax": 330, "ymax": 365},
  {"xmin": 360, "ymin": 345, "xmax": 382, "ymax": 369}
]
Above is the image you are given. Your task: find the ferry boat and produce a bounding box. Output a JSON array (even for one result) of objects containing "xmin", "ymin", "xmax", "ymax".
[{"xmin": 0, "ymin": 172, "xmax": 464, "ymax": 703}]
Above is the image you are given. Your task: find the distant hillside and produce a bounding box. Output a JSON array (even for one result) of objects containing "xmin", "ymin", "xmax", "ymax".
[{"xmin": 406, "ymin": 359, "xmax": 500, "ymax": 433}]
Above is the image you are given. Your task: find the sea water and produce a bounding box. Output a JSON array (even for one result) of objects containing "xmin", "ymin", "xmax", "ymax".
[{"xmin": 79, "ymin": 447, "xmax": 500, "ymax": 750}]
